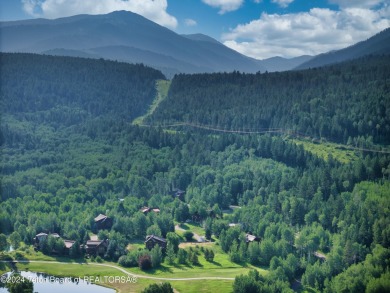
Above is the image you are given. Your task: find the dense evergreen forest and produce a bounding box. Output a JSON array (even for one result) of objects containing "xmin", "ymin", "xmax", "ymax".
[
  {"xmin": 149, "ymin": 55, "xmax": 390, "ymax": 145},
  {"xmin": 0, "ymin": 53, "xmax": 389, "ymax": 292}
]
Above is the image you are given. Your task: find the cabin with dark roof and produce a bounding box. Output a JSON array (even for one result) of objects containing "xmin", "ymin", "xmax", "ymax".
[
  {"xmin": 33, "ymin": 232, "xmax": 48, "ymax": 245},
  {"xmin": 94, "ymin": 214, "xmax": 113, "ymax": 230},
  {"xmin": 172, "ymin": 189, "xmax": 185, "ymax": 201},
  {"xmin": 145, "ymin": 235, "xmax": 167, "ymax": 250},
  {"xmin": 85, "ymin": 239, "xmax": 109, "ymax": 256}
]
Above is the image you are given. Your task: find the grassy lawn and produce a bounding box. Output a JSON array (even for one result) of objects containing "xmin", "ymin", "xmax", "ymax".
[
  {"xmin": 177, "ymin": 222, "xmax": 206, "ymax": 236},
  {"xmin": 127, "ymin": 239, "xmax": 146, "ymax": 251},
  {"xmin": 127, "ymin": 244, "xmax": 268, "ymax": 279},
  {"xmin": 291, "ymin": 138, "xmax": 359, "ymax": 163},
  {"xmin": 3, "ymin": 243, "xmax": 269, "ymax": 293},
  {"xmin": 171, "ymin": 279, "xmax": 234, "ymax": 293},
  {"xmin": 13, "ymin": 259, "xmax": 241, "ymax": 293}
]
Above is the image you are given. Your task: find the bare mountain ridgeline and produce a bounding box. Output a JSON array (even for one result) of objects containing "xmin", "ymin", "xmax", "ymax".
[{"xmin": 0, "ymin": 50, "xmax": 389, "ymax": 292}]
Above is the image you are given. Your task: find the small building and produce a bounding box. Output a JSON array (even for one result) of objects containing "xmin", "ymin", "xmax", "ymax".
[
  {"xmin": 85, "ymin": 240, "xmax": 109, "ymax": 256},
  {"xmin": 145, "ymin": 235, "xmax": 167, "ymax": 250},
  {"xmin": 94, "ymin": 214, "xmax": 113, "ymax": 230},
  {"xmin": 313, "ymin": 251, "xmax": 327, "ymax": 262},
  {"xmin": 172, "ymin": 189, "xmax": 185, "ymax": 201},
  {"xmin": 140, "ymin": 207, "xmax": 160, "ymax": 215},
  {"xmin": 245, "ymin": 233, "xmax": 260, "ymax": 243},
  {"xmin": 229, "ymin": 223, "xmax": 242, "ymax": 228}
]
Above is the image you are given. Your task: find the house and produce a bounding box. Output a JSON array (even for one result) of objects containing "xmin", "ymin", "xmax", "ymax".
[
  {"xmin": 64, "ymin": 240, "xmax": 76, "ymax": 254},
  {"xmin": 85, "ymin": 239, "xmax": 109, "ymax": 256},
  {"xmin": 145, "ymin": 235, "xmax": 167, "ymax": 250},
  {"xmin": 245, "ymin": 233, "xmax": 260, "ymax": 243},
  {"xmin": 172, "ymin": 189, "xmax": 185, "ymax": 201},
  {"xmin": 94, "ymin": 214, "xmax": 113, "ymax": 230},
  {"xmin": 140, "ymin": 207, "xmax": 151, "ymax": 214},
  {"xmin": 33, "ymin": 232, "xmax": 60, "ymax": 246},
  {"xmin": 33, "ymin": 232, "xmax": 48, "ymax": 245},
  {"xmin": 64, "ymin": 240, "xmax": 75, "ymax": 249}
]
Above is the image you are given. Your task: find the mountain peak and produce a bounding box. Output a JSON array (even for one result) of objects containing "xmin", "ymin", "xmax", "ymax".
[{"xmin": 0, "ymin": 11, "xmax": 264, "ymax": 76}]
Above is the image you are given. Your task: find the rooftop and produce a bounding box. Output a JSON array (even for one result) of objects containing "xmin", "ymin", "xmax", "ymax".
[{"xmin": 94, "ymin": 214, "xmax": 108, "ymax": 222}]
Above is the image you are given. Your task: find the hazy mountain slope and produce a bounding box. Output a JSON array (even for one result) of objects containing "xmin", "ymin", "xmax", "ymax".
[
  {"xmin": 0, "ymin": 11, "xmax": 265, "ymax": 75},
  {"xmin": 296, "ymin": 27, "xmax": 390, "ymax": 70},
  {"xmin": 257, "ymin": 55, "xmax": 313, "ymax": 72}
]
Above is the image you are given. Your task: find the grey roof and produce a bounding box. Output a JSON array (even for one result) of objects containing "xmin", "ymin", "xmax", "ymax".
[
  {"xmin": 94, "ymin": 214, "xmax": 107, "ymax": 222},
  {"xmin": 86, "ymin": 240, "xmax": 104, "ymax": 247},
  {"xmin": 145, "ymin": 235, "xmax": 167, "ymax": 243}
]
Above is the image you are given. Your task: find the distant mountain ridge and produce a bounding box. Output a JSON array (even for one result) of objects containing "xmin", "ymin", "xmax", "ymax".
[
  {"xmin": 1, "ymin": 11, "xmax": 388, "ymax": 76},
  {"xmin": 296, "ymin": 27, "xmax": 390, "ymax": 70},
  {"xmin": 257, "ymin": 55, "xmax": 313, "ymax": 72},
  {"xmin": 0, "ymin": 11, "xmax": 265, "ymax": 77}
]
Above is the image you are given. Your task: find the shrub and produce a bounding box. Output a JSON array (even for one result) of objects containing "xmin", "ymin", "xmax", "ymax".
[
  {"xmin": 142, "ymin": 282, "xmax": 174, "ymax": 293},
  {"xmin": 183, "ymin": 231, "xmax": 194, "ymax": 242},
  {"xmin": 138, "ymin": 254, "xmax": 152, "ymax": 270}
]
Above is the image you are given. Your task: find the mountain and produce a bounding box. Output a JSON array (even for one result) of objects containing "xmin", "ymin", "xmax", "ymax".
[
  {"xmin": 296, "ymin": 27, "xmax": 390, "ymax": 70},
  {"xmin": 256, "ymin": 55, "xmax": 313, "ymax": 72},
  {"xmin": 0, "ymin": 11, "xmax": 265, "ymax": 77},
  {"xmin": 149, "ymin": 55, "xmax": 390, "ymax": 144}
]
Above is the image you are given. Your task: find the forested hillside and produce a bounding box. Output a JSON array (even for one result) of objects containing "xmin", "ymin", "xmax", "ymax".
[
  {"xmin": 149, "ymin": 56, "xmax": 390, "ymax": 145},
  {"xmin": 0, "ymin": 53, "xmax": 164, "ymax": 122},
  {"xmin": 0, "ymin": 53, "xmax": 389, "ymax": 292}
]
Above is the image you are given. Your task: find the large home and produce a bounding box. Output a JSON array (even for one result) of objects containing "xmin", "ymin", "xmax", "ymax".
[
  {"xmin": 85, "ymin": 239, "xmax": 109, "ymax": 256},
  {"xmin": 64, "ymin": 240, "xmax": 76, "ymax": 253},
  {"xmin": 94, "ymin": 214, "xmax": 113, "ymax": 230},
  {"xmin": 145, "ymin": 235, "xmax": 167, "ymax": 250},
  {"xmin": 33, "ymin": 232, "xmax": 60, "ymax": 246}
]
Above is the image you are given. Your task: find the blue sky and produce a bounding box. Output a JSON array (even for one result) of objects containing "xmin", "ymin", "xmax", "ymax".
[{"xmin": 1, "ymin": 0, "xmax": 389, "ymax": 59}]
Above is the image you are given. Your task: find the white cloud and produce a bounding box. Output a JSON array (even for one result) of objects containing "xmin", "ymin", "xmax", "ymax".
[
  {"xmin": 184, "ymin": 18, "xmax": 197, "ymax": 26},
  {"xmin": 22, "ymin": 0, "xmax": 178, "ymax": 29},
  {"xmin": 222, "ymin": 7, "xmax": 390, "ymax": 59},
  {"xmin": 329, "ymin": 0, "xmax": 387, "ymax": 8},
  {"xmin": 272, "ymin": 0, "xmax": 294, "ymax": 8},
  {"xmin": 202, "ymin": 0, "xmax": 244, "ymax": 14}
]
